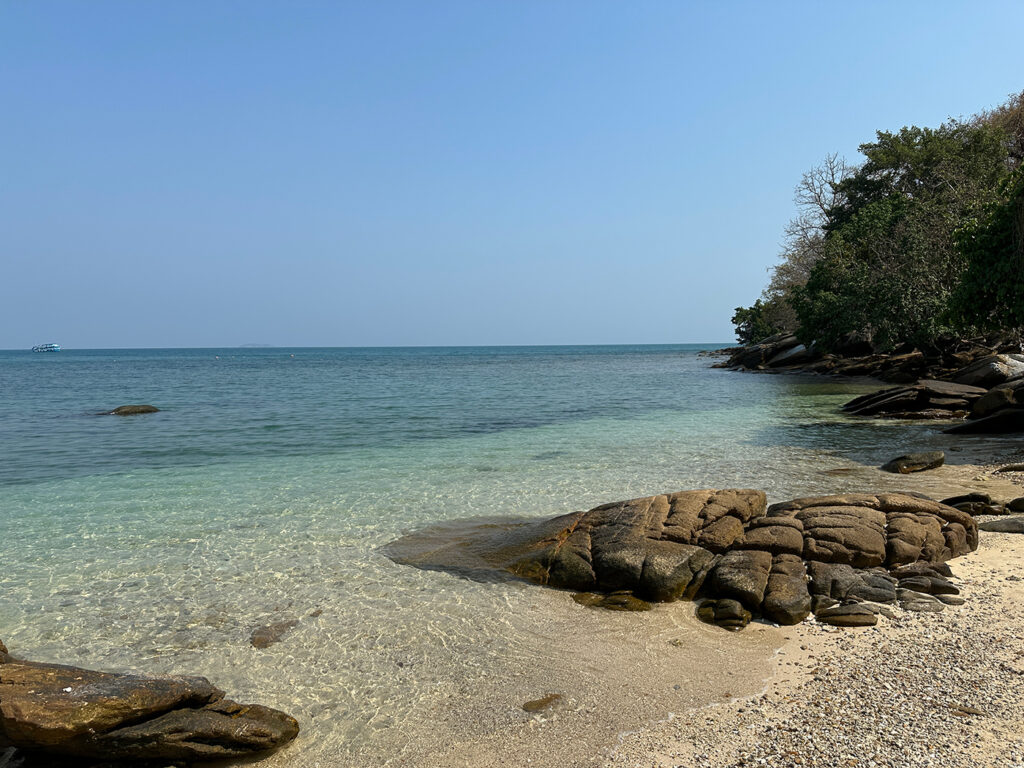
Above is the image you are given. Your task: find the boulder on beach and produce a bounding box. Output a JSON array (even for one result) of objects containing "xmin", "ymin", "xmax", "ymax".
[
  {"xmin": 880, "ymin": 451, "xmax": 945, "ymax": 474},
  {"xmin": 979, "ymin": 516, "xmax": 1024, "ymax": 534},
  {"xmin": 388, "ymin": 489, "xmax": 977, "ymax": 631},
  {"xmin": 0, "ymin": 652, "xmax": 299, "ymax": 762},
  {"xmin": 107, "ymin": 404, "xmax": 160, "ymax": 415},
  {"xmin": 970, "ymin": 379, "xmax": 1024, "ymax": 420}
]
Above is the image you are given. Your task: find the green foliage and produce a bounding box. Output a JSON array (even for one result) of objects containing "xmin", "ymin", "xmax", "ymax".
[
  {"xmin": 731, "ymin": 299, "xmax": 784, "ymax": 345},
  {"xmin": 951, "ymin": 166, "xmax": 1024, "ymax": 332},
  {"xmin": 792, "ymin": 115, "xmax": 1013, "ymax": 350},
  {"xmin": 735, "ymin": 92, "xmax": 1024, "ymax": 352}
]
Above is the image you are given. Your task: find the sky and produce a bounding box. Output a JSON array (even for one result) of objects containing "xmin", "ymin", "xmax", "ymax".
[{"xmin": 2, "ymin": 1, "xmax": 1023, "ymax": 348}]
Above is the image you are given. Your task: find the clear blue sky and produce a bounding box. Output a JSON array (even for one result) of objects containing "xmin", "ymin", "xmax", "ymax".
[{"xmin": 2, "ymin": 1, "xmax": 1022, "ymax": 348}]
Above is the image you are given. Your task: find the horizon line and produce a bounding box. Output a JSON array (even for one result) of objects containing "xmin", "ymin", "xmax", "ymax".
[{"xmin": 3, "ymin": 341, "xmax": 736, "ymax": 352}]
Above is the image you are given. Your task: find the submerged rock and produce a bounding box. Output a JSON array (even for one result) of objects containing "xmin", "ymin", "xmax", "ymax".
[
  {"xmin": 522, "ymin": 693, "xmax": 562, "ymax": 712},
  {"xmin": 881, "ymin": 451, "xmax": 945, "ymax": 474},
  {"xmin": 388, "ymin": 489, "xmax": 977, "ymax": 631},
  {"xmin": 572, "ymin": 591, "xmax": 652, "ymax": 611},
  {"xmin": 250, "ymin": 619, "xmax": 299, "ymax": 648},
  {"xmin": 0, "ymin": 652, "xmax": 299, "ymax": 762}
]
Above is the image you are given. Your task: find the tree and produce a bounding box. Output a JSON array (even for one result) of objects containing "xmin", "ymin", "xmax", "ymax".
[
  {"xmin": 951, "ymin": 165, "xmax": 1024, "ymax": 335},
  {"xmin": 793, "ymin": 118, "xmax": 1010, "ymax": 349},
  {"xmin": 731, "ymin": 300, "xmax": 784, "ymax": 345}
]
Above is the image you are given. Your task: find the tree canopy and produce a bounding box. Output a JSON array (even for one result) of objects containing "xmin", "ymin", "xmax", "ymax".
[{"xmin": 733, "ymin": 91, "xmax": 1024, "ymax": 349}]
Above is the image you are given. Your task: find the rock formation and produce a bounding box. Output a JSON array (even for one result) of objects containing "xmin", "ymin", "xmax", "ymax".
[
  {"xmin": 842, "ymin": 381, "xmax": 986, "ymax": 420},
  {"xmin": 107, "ymin": 404, "xmax": 160, "ymax": 415},
  {"xmin": 880, "ymin": 451, "xmax": 945, "ymax": 474},
  {"xmin": 0, "ymin": 646, "xmax": 298, "ymax": 763},
  {"xmin": 389, "ymin": 489, "xmax": 978, "ymax": 631}
]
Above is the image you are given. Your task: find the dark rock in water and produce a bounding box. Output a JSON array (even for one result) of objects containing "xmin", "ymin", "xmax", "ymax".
[
  {"xmin": 522, "ymin": 693, "xmax": 562, "ymax": 712},
  {"xmin": 387, "ymin": 489, "xmax": 977, "ymax": 631},
  {"xmin": 979, "ymin": 516, "xmax": 1024, "ymax": 533},
  {"xmin": 0, "ymin": 653, "xmax": 298, "ymax": 761},
  {"xmin": 815, "ymin": 604, "xmax": 878, "ymax": 627},
  {"xmin": 881, "ymin": 451, "xmax": 945, "ymax": 474},
  {"xmin": 250, "ymin": 619, "xmax": 299, "ymax": 648},
  {"xmin": 572, "ymin": 591, "xmax": 651, "ymax": 611},
  {"xmin": 696, "ymin": 599, "xmax": 752, "ymax": 631},
  {"xmin": 107, "ymin": 404, "xmax": 160, "ymax": 415},
  {"xmin": 947, "ymin": 408, "xmax": 1024, "ymax": 434}
]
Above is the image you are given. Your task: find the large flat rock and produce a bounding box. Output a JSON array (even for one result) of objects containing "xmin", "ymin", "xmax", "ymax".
[
  {"xmin": 0, "ymin": 656, "xmax": 299, "ymax": 762},
  {"xmin": 389, "ymin": 489, "xmax": 978, "ymax": 632}
]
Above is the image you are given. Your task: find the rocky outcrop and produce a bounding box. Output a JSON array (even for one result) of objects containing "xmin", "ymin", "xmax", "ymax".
[
  {"xmin": 970, "ymin": 379, "xmax": 1024, "ymax": 419},
  {"xmin": 842, "ymin": 380, "xmax": 986, "ymax": 419},
  {"xmin": 389, "ymin": 489, "xmax": 978, "ymax": 632},
  {"xmin": 107, "ymin": 404, "xmax": 160, "ymax": 415},
  {"xmin": 952, "ymin": 354, "xmax": 1024, "ymax": 389},
  {"xmin": 723, "ymin": 336, "xmax": 1020, "ymax": 384},
  {"xmin": 881, "ymin": 451, "xmax": 945, "ymax": 474},
  {"xmin": 0, "ymin": 651, "xmax": 298, "ymax": 763}
]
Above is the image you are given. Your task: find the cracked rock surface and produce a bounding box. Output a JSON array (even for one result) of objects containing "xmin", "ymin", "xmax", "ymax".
[
  {"xmin": 390, "ymin": 489, "xmax": 979, "ymax": 631},
  {"xmin": 0, "ymin": 648, "xmax": 299, "ymax": 764}
]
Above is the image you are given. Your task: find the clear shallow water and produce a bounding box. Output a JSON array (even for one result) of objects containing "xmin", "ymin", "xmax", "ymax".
[{"xmin": 0, "ymin": 345, "xmax": 1011, "ymax": 765}]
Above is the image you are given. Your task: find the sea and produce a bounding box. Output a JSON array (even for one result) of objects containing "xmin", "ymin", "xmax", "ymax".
[{"xmin": 0, "ymin": 345, "xmax": 1006, "ymax": 766}]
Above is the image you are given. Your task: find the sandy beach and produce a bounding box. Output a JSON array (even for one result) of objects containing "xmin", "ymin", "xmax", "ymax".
[{"xmin": 604, "ymin": 460, "xmax": 1024, "ymax": 768}]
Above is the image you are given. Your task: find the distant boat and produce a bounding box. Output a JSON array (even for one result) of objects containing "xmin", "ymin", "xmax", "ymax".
[{"xmin": 31, "ymin": 343, "xmax": 61, "ymax": 352}]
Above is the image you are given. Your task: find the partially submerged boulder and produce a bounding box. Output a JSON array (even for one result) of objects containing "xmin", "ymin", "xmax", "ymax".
[
  {"xmin": 107, "ymin": 404, "xmax": 160, "ymax": 415},
  {"xmin": 0, "ymin": 652, "xmax": 298, "ymax": 762},
  {"xmin": 389, "ymin": 489, "xmax": 977, "ymax": 632},
  {"xmin": 881, "ymin": 451, "xmax": 945, "ymax": 474}
]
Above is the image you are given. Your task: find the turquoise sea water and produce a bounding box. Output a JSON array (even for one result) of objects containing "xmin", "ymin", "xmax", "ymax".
[{"xmin": 0, "ymin": 345, "xmax": 1002, "ymax": 765}]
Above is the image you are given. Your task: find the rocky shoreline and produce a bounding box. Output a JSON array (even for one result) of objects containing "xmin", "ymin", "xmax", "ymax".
[
  {"xmin": 603, "ymin": 464, "xmax": 1024, "ymax": 768},
  {"xmin": 717, "ymin": 334, "xmax": 1024, "ymax": 433}
]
